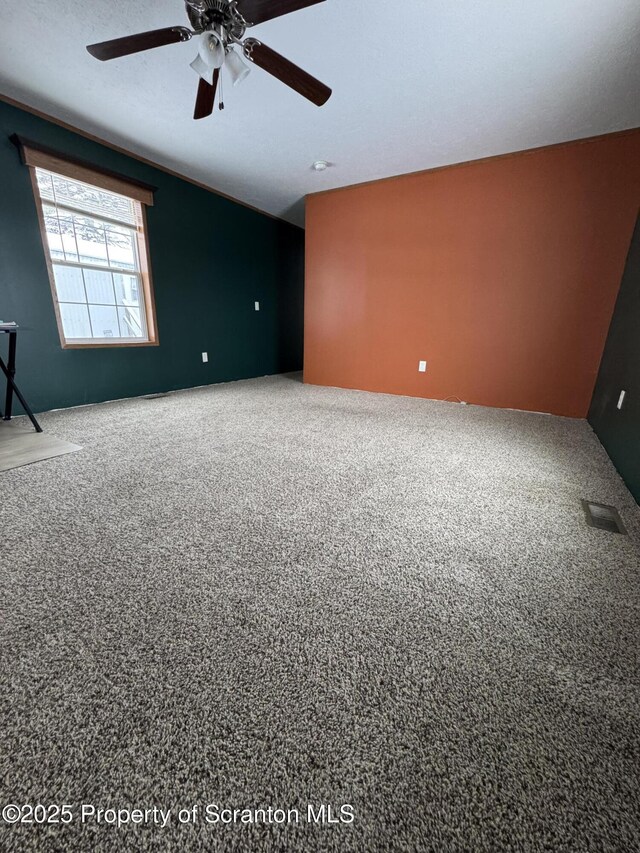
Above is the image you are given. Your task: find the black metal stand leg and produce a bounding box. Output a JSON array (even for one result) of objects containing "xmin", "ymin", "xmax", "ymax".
[
  {"xmin": 0, "ymin": 355, "xmax": 42, "ymax": 433},
  {"xmin": 4, "ymin": 331, "xmax": 16, "ymax": 420}
]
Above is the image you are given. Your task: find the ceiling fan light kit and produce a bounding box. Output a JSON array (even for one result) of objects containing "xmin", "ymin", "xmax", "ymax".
[{"xmin": 86, "ymin": 0, "xmax": 332, "ymax": 120}]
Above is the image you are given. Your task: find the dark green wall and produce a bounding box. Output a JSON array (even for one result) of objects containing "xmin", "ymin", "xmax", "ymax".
[
  {"xmin": 0, "ymin": 99, "xmax": 304, "ymax": 414},
  {"xmin": 589, "ymin": 213, "xmax": 640, "ymax": 504}
]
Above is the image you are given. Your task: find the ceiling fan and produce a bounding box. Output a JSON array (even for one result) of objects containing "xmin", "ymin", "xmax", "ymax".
[{"xmin": 86, "ymin": 0, "xmax": 332, "ymax": 120}]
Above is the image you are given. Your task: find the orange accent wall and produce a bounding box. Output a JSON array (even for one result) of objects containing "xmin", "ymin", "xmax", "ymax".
[{"xmin": 304, "ymin": 131, "xmax": 640, "ymax": 417}]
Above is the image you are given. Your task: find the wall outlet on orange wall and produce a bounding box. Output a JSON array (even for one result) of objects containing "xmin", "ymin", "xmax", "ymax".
[{"xmin": 419, "ymin": 361, "xmax": 428, "ymax": 373}]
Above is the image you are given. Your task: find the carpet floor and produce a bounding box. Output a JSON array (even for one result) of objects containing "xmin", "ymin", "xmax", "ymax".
[{"xmin": 1, "ymin": 374, "xmax": 639, "ymax": 852}]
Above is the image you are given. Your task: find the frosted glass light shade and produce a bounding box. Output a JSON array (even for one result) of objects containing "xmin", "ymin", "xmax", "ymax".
[
  {"xmin": 225, "ymin": 48, "xmax": 251, "ymax": 86},
  {"xmin": 190, "ymin": 32, "xmax": 225, "ymax": 82}
]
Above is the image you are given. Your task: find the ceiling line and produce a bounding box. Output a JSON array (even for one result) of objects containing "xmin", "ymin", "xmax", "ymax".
[
  {"xmin": 306, "ymin": 126, "xmax": 640, "ymax": 201},
  {"xmin": 0, "ymin": 91, "xmax": 300, "ymax": 227}
]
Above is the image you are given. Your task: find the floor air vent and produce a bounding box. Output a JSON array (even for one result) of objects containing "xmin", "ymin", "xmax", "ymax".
[
  {"xmin": 581, "ymin": 500, "xmax": 627, "ymax": 535},
  {"xmin": 143, "ymin": 393, "xmax": 170, "ymax": 400}
]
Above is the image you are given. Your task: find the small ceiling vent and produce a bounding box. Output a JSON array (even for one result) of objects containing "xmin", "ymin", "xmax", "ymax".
[{"xmin": 581, "ymin": 500, "xmax": 627, "ymax": 535}]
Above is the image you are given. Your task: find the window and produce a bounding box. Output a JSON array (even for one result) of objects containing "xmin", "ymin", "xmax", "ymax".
[{"xmin": 20, "ymin": 141, "xmax": 158, "ymax": 348}]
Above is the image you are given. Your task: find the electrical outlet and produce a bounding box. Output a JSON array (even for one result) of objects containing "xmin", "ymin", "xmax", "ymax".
[
  {"xmin": 418, "ymin": 360, "xmax": 427, "ymax": 373},
  {"xmin": 202, "ymin": 352, "xmax": 208, "ymax": 364},
  {"xmin": 617, "ymin": 390, "xmax": 626, "ymax": 410},
  {"xmin": 255, "ymin": 301, "xmax": 260, "ymax": 312}
]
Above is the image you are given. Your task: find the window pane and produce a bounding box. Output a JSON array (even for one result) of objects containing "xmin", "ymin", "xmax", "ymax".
[
  {"xmin": 76, "ymin": 224, "xmax": 109, "ymax": 267},
  {"xmin": 53, "ymin": 265, "xmax": 85, "ymax": 303},
  {"xmin": 37, "ymin": 171, "xmax": 55, "ymax": 202},
  {"xmin": 44, "ymin": 215, "xmax": 65, "ymax": 260},
  {"xmin": 53, "ymin": 212, "xmax": 80, "ymax": 262},
  {"xmin": 113, "ymin": 274, "xmax": 141, "ymax": 306},
  {"xmin": 106, "ymin": 226, "xmax": 137, "ymax": 270},
  {"xmin": 43, "ymin": 206, "xmax": 68, "ymax": 259},
  {"xmin": 43, "ymin": 170, "xmax": 137, "ymax": 226},
  {"xmin": 88, "ymin": 305, "xmax": 119, "ymax": 338},
  {"xmin": 118, "ymin": 306, "xmax": 144, "ymax": 338},
  {"xmin": 83, "ymin": 269, "xmax": 115, "ymax": 305},
  {"xmin": 60, "ymin": 303, "xmax": 92, "ymax": 339}
]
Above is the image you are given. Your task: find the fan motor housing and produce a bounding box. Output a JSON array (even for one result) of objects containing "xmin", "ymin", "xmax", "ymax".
[{"xmin": 186, "ymin": 0, "xmax": 246, "ymax": 40}]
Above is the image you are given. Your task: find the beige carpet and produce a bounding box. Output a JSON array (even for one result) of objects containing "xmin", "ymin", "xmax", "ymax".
[
  {"xmin": 1, "ymin": 375, "xmax": 639, "ymax": 852},
  {"xmin": 0, "ymin": 420, "xmax": 81, "ymax": 471}
]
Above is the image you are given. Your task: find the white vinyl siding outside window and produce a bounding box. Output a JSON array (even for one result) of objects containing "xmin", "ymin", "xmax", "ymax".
[{"xmin": 33, "ymin": 167, "xmax": 155, "ymax": 346}]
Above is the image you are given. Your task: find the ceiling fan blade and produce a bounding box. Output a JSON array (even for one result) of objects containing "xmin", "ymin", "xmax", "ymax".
[
  {"xmin": 87, "ymin": 27, "xmax": 192, "ymax": 61},
  {"xmin": 243, "ymin": 39, "xmax": 331, "ymax": 106},
  {"xmin": 236, "ymin": 0, "xmax": 325, "ymax": 26},
  {"xmin": 194, "ymin": 69, "xmax": 220, "ymax": 120}
]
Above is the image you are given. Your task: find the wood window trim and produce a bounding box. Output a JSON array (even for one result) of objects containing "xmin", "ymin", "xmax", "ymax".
[
  {"xmin": 135, "ymin": 204, "xmax": 159, "ymax": 346},
  {"xmin": 12, "ymin": 135, "xmax": 156, "ymax": 206},
  {"xmin": 20, "ymin": 141, "xmax": 159, "ymax": 350}
]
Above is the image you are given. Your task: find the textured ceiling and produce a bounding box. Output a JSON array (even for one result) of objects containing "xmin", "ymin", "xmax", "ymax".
[{"xmin": 1, "ymin": 0, "xmax": 639, "ymax": 226}]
